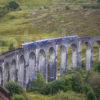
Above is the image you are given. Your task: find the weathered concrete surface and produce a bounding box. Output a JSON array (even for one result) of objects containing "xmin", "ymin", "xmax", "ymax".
[{"xmin": 0, "ymin": 35, "xmax": 100, "ymax": 88}]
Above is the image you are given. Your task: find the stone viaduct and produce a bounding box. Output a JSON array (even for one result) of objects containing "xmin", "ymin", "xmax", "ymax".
[{"xmin": 0, "ymin": 35, "xmax": 100, "ymax": 88}]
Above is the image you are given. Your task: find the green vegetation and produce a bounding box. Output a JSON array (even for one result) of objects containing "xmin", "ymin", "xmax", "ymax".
[
  {"xmin": 5, "ymin": 81, "xmax": 24, "ymax": 96},
  {"xmin": 89, "ymin": 72, "xmax": 100, "ymax": 100},
  {"xmin": 93, "ymin": 61, "xmax": 100, "ymax": 72},
  {"xmin": 3, "ymin": 64, "xmax": 100, "ymax": 100},
  {"xmin": 27, "ymin": 91, "xmax": 86, "ymax": 100},
  {"xmin": 0, "ymin": 0, "xmax": 99, "ymax": 100},
  {"xmin": 0, "ymin": 0, "xmax": 100, "ymax": 53},
  {"xmin": 12, "ymin": 94, "xmax": 25, "ymax": 100},
  {"xmin": 27, "ymin": 73, "xmax": 45, "ymax": 92}
]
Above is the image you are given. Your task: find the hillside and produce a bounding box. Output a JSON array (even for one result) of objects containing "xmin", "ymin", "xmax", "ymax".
[{"xmin": 0, "ymin": 0, "xmax": 100, "ymax": 52}]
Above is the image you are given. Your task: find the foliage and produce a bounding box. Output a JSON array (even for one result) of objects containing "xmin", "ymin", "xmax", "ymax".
[
  {"xmin": 27, "ymin": 70, "xmax": 94, "ymax": 96},
  {"xmin": 9, "ymin": 43, "xmax": 15, "ymax": 50},
  {"xmin": 97, "ymin": 0, "xmax": 100, "ymax": 3},
  {"xmin": 0, "ymin": 6, "xmax": 8, "ymax": 17},
  {"xmin": 71, "ymin": 72, "xmax": 84, "ymax": 93},
  {"xmin": 88, "ymin": 72, "xmax": 100, "ymax": 100},
  {"xmin": 12, "ymin": 94, "xmax": 25, "ymax": 100},
  {"xmin": 26, "ymin": 72, "xmax": 45, "ymax": 92},
  {"xmin": 83, "ymin": 84, "xmax": 96, "ymax": 100},
  {"xmin": 41, "ymin": 71, "xmax": 86, "ymax": 95},
  {"xmin": 7, "ymin": 1, "xmax": 20, "ymax": 11},
  {"xmin": 86, "ymin": 90, "xmax": 96, "ymax": 100},
  {"xmin": 27, "ymin": 91, "xmax": 86, "ymax": 100},
  {"xmin": 41, "ymin": 79, "xmax": 72, "ymax": 95},
  {"xmin": 52, "ymin": 91, "xmax": 86, "ymax": 100},
  {"xmin": 93, "ymin": 61, "xmax": 100, "ymax": 72},
  {"xmin": 0, "ymin": 1, "xmax": 20, "ymax": 17},
  {"xmin": 5, "ymin": 81, "xmax": 24, "ymax": 96},
  {"xmin": 82, "ymin": 3, "xmax": 100, "ymax": 9},
  {"xmin": 0, "ymin": 0, "xmax": 99, "ymax": 53}
]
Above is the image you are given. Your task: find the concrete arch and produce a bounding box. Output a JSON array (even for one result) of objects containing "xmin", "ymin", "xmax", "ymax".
[
  {"xmin": 28, "ymin": 52, "xmax": 36, "ymax": 81},
  {"xmin": 48, "ymin": 47, "xmax": 56, "ymax": 81},
  {"xmin": 0, "ymin": 67, "xmax": 3, "ymax": 85},
  {"xmin": 59, "ymin": 45, "xmax": 67, "ymax": 75},
  {"xmin": 10, "ymin": 60, "xmax": 16, "ymax": 81},
  {"xmin": 38, "ymin": 49, "xmax": 46, "ymax": 79},
  {"xmin": 71, "ymin": 44, "xmax": 78, "ymax": 68},
  {"xmin": 81, "ymin": 41, "xmax": 93, "ymax": 70},
  {"xmin": 18, "ymin": 55, "xmax": 25, "ymax": 86},
  {"xmin": 67, "ymin": 43, "xmax": 78, "ymax": 69},
  {"xmin": 4, "ymin": 62, "xmax": 10, "ymax": 84}
]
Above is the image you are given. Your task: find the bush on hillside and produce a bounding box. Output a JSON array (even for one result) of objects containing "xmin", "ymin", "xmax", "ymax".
[
  {"xmin": 93, "ymin": 61, "xmax": 100, "ymax": 72},
  {"xmin": 5, "ymin": 81, "xmax": 24, "ymax": 96},
  {"xmin": 41, "ymin": 71, "xmax": 85, "ymax": 95},
  {"xmin": 12, "ymin": 94, "xmax": 25, "ymax": 100},
  {"xmin": 52, "ymin": 91, "xmax": 86, "ymax": 100},
  {"xmin": 9, "ymin": 43, "xmax": 15, "ymax": 50},
  {"xmin": 26, "ymin": 72, "xmax": 45, "ymax": 92},
  {"xmin": 7, "ymin": 1, "xmax": 20, "ymax": 11},
  {"xmin": 41, "ymin": 78, "xmax": 72, "ymax": 95},
  {"xmin": 71, "ymin": 72, "xmax": 84, "ymax": 93},
  {"xmin": 0, "ymin": 6, "xmax": 8, "ymax": 17},
  {"xmin": 88, "ymin": 72, "xmax": 100, "ymax": 99},
  {"xmin": 97, "ymin": 0, "xmax": 100, "ymax": 3},
  {"xmin": 0, "ymin": 1, "xmax": 20, "ymax": 17},
  {"xmin": 83, "ymin": 84, "xmax": 96, "ymax": 100},
  {"xmin": 82, "ymin": 3, "xmax": 100, "ymax": 9}
]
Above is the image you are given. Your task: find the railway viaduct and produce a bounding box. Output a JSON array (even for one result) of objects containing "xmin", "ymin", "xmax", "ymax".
[{"xmin": 0, "ymin": 35, "xmax": 100, "ymax": 88}]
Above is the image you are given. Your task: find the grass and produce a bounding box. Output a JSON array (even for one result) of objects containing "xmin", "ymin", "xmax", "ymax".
[
  {"xmin": 0, "ymin": 0, "xmax": 100, "ymax": 53},
  {"xmin": 27, "ymin": 91, "xmax": 86, "ymax": 100}
]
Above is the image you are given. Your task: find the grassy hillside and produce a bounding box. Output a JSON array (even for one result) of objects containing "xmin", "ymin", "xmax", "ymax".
[{"xmin": 0, "ymin": 0, "xmax": 100, "ymax": 53}]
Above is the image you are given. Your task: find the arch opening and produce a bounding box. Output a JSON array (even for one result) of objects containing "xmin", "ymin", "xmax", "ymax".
[
  {"xmin": 68, "ymin": 43, "xmax": 77, "ymax": 70},
  {"xmin": 38, "ymin": 49, "xmax": 46, "ymax": 79},
  {"xmin": 81, "ymin": 42, "xmax": 92, "ymax": 70},
  {"xmin": 48, "ymin": 47, "xmax": 56, "ymax": 81},
  {"xmin": 28, "ymin": 52, "xmax": 36, "ymax": 82},
  {"xmin": 18, "ymin": 55, "xmax": 25, "ymax": 86},
  {"xmin": 11, "ymin": 60, "xmax": 16, "ymax": 81},
  {"xmin": 57, "ymin": 45, "xmax": 67, "ymax": 76},
  {"xmin": 93, "ymin": 41, "xmax": 100, "ymax": 62}
]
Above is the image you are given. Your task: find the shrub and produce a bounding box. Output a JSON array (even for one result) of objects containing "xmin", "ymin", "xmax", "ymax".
[
  {"xmin": 65, "ymin": 6, "xmax": 70, "ymax": 10},
  {"xmin": 5, "ymin": 81, "xmax": 24, "ymax": 96},
  {"xmin": 97, "ymin": 0, "xmax": 100, "ymax": 3},
  {"xmin": 7, "ymin": 1, "xmax": 20, "ymax": 11},
  {"xmin": 0, "ymin": 6, "xmax": 8, "ymax": 17},
  {"xmin": 41, "ymin": 75, "xmax": 72, "ymax": 95},
  {"xmin": 9, "ymin": 43, "xmax": 15, "ymax": 50},
  {"xmin": 82, "ymin": 4, "xmax": 100, "ymax": 9},
  {"xmin": 41, "ymin": 79, "xmax": 66, "ymax": 95},
  {"xmin": 52, "ymin": 91, "xmax": 86, "ymax": 100},
  {"xmin": 87, "ymin": 90, "xmax": 96, "ymax": 100},
  {"xmin": 26, "ymin": 72, "xmax": 45, "ymax": 92},
  {"xmin": 88, "ymin": 72, "xmax": 100, "ymax": 99},
  {"xmin": 0, "ymin": 1, "xmax": 20, "ymax": 17},
  {"xmin": 71, "ymin": 72, "xmax": 84, "ymax": 93},
  {"xmin": 93, "ymin": 61, "xmax": 100, "ymax": 72},
  {"xmin": 41, "ymin": 71, "xmax": 85, "ymax": 95},
  {"xmin": 12, "ymin": 94, "xmax": 25, "ymax": 100},
  {"xmin": 83, "ymin": 84, "xmax": 96, "ymax": 100}
]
